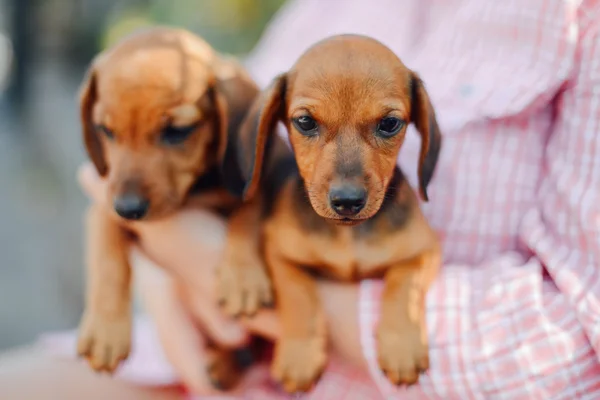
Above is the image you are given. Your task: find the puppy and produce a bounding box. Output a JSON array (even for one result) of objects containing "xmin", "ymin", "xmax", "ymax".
[
  {"xmin": 232, "ymin": 34, "xmax": 442, "ymax": 393},
  {"xmin": 76, "ymin": 26, "xmax": 272, "ymax": 389}
]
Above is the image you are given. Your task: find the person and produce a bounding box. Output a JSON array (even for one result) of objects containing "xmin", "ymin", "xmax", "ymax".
[{"xmin": 1, "ymin": 0, "xmax": 600, "ymax": 398}]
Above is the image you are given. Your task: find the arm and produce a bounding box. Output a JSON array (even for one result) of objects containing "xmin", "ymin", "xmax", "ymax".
[
  {"xmin": 520, "ymin": 13, "xmax": 600, "ymax": 354},
  {"xmin": 358, "ymin": 10, "xmax": 600, "ymax": 399}
]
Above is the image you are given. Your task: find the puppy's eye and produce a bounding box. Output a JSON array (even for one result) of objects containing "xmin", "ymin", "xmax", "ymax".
[
  {"xmin": 160, "ymin": 123, "xmax": 198, "ymax": 146},
  {"xmin": 292, "ymin": 116, "xmax": 318, "ymax": 136},
  {"xmin": 96, "ymin": 125, "xmax": 115, "ymax": 140},
  {"xmin": 376, "ymin": 117, "xmax": 405, "ymax": 138}
]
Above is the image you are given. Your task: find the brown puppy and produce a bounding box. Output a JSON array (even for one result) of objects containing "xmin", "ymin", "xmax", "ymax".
[
  {"xmin": 77, "ymin": 26, "xmax": 272, "ymax": 389},
  {"xmin": 234, "ymin": 34, "xmax": 442, "ymax": 393}
]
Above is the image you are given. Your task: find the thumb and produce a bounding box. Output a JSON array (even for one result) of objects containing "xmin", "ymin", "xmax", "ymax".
[{"xmin": 179, "ymin": 285, "xmax": 249, "ymax": 348}]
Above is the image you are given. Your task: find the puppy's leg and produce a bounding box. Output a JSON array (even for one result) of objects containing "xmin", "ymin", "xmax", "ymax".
[
  {"xmin": 77, "ymin": 204, "xmax": 132, "ymax": 373},
  {"xmin": 376, "ymin": 248, "xmax": 440, "ymax": 385},
  {"xmin": 217, "ymin": 199, "xmax": 273, "ymax": 317},
  {"xmin": 267, "ymin": 248, "xmax": 327, "ymax": 393}
]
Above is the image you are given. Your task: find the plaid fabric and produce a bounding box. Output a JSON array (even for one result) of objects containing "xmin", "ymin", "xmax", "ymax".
[
  {"xmin": 243, "ymin": 0, "xmax": 600, "ymax": 398},
  {"xmin": 44, "ymin": 1, "xmax": 600, "ymax": 399}
]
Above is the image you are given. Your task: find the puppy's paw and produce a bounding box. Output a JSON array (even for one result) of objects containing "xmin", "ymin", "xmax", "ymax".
[
  {"xmin": 376, "ymin": 322, "xmax": 429, "ymax": 386},
  {"xmin": 217, "ymin": 256, "xmax": 273, "ymax": 317},
  {"xmin": 271, "ymin": 337, "xmax": 327, "ymax": 393},
  {"xmin": 206, "ymin": 347, "xmax": 251, "ymax": 391},
  {"xmin": 76, "ymin": 311, "xmax": 131, "ymax": 373}
]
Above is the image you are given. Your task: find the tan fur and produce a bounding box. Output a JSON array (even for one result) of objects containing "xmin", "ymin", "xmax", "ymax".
[
  {"xmin": 77, "ymin": 26, "xmax": 271, "ymax": 389},
  {"xmin": 77, "ymin": 203, "xmax": 132, "ymax": 372},
  {"xmin": 234, "ymin": 34, "xmax": 443, "ymax": 392},
  {"xmin": 266, "ymin": 181, "xmax": 436, "ymax": 280},
  {"xmin": 217, "ymin": 195, "xmax": 273, "ymax": 316}
]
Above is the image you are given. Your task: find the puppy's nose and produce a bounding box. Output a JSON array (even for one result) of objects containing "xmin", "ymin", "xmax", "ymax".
[
  {"xmin": 329, "ymin": 185, "xmax": 367, "ymax": 216},
  {"xmin": 113, "ymin": 194, "xmax": 150, "ymax": 220}
]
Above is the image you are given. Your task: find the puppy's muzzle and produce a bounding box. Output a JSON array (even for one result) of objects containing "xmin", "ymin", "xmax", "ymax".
[
  {"xmin": 328, "ymin": 185, "xmax": 367, "ymax": 216},
  {"xmin": 113, "ymin": 193, "xmax": 150, "ymax": 220}
]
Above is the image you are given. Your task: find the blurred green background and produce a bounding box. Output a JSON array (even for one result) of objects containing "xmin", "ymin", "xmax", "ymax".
[{"xmin": 0, "ymin": 0, "xmax": 285, "ymax": 350}]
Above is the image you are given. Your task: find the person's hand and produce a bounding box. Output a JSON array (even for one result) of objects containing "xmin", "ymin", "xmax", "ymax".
[
  {"xmin": 78, "ymin": 161, "xmax": 366, "ymax": 393},
  {"xmin": 77, "ymin": 162, "xmax": 280, "ymax": 394}
]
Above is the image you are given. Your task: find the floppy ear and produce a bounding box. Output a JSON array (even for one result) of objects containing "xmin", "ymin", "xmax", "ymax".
[
  {"xmin": 410, "ymin": 73, "xmax": 442, "ymax": 202},
  {"xmin": 211, "ymin": 72, "xmax": 261, "ymax": 197},
  {"xmin": 210, "ymin": 85, "xmax": 231, "ymax": 164},
  {"xmin": 235, "ymin": 74, "xmax": 287, "ymax": 201},
  {"xmin": 79, "ymin": 66, "xmax": 107, "ymax": 176}
]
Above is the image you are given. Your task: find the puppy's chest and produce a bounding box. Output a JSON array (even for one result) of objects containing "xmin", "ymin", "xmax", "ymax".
[
  {"xmin": 266, "ymin": 187, "xmax": 402, "ymax": 281},
  {"xmin": 269, "ymin": 223, "xmax": 394, "ymax": 281}
]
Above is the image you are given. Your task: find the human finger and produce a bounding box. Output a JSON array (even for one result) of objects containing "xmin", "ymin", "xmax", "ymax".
[{"xmin": 131, "ymin": 247, "xmax": 219, "ymax": 395}]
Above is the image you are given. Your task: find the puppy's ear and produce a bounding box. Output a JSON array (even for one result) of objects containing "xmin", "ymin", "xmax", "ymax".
[
  {"xmin": 79, "ymin": 66, "xmax": 107, "ymax": 176},
  {"xmin": 410, "ymin": 72, "xmax": 442, "ymax": 202},
  {"xmin": 236, "ymin": 74, "xmax": 287, "ymax": 201},
  {"xmin": 210, "ymin": 86, "xmax": 231, "ymax": 164},
  {"xmin": 211, "ymin": 72, "xmax": 260, "ymax": 197}
]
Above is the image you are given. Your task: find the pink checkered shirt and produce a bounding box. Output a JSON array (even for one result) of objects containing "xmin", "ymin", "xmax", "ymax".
[
  {"xmin": 243, "ymin": 0, "xmax": 600, "ymax": 398},
  {"xmin": 44, "ymin": 0, "xmax": 600, "ymax": 398}
]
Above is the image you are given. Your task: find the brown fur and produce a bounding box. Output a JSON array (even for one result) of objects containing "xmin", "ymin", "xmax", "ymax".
[
  {"xmin": 77, "ymin": 26, "xmax": 272, "ymax": 389},
  {"xmin": 234, "ymin": 34, "xmax": 442, "ymax": 392}
]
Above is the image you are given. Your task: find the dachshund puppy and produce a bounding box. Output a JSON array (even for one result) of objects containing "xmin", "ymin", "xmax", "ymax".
[
  {"xmin": 233, "ymin": 34, "xmax": 442, "ymax": 393},
  {"xmin": 77, "ymin": 26, "xmax": 273, "ymax": 389}
]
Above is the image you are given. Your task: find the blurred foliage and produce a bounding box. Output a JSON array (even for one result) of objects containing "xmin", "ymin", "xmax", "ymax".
[{"xmin": 100, "ymin": 0, "xmax": 285, "ymax": 56}]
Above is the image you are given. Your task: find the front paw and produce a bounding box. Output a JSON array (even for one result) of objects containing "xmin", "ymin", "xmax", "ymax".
[
  {"xmin": 376, "ymin": 322, "xmax": 429, "ymax": 385},
  {"xmin": 217, "ymin": 256, "xmax": 273, "ymax": 317},
  {"xmin": 77, "ymin": 311, "xmax": 131, "ymax": 373},
  {"xmin": 271, "ymin": 337, "xmax": 327, "ymax": 393}
]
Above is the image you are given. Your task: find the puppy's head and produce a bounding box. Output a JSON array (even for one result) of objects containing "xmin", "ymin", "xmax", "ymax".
[
  {"xmin": 80, "ymin": 27, "xmax": 250, "ymax": 220},
  {"xmin": 238, "ymin": 34, "xmax": 441, "ymax": 225}
]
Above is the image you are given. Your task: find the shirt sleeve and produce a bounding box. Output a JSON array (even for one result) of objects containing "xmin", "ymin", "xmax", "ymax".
[
  {"xmin": 358, "ymin": 10, "xmax": 600, "ymax": 400},
  {"xmin": 520, "ymin": 9, "xmax": 600, "ymax": 356}
]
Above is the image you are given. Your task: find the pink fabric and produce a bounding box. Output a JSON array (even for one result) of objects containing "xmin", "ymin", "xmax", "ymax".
[
  {"xmin": 42, "ymin": 316, "xmax": 381, "ymax": 399},
  {"xmin": 247, "ymin": 0, "xmax": 600, "ymax": 397},
  {"xmin": 46, "ymin": 0, "xmax": 600, "ymax": 398},
  {"xmin": 40, "ymin": 317, "xmax": 179, "ymax": 386}
]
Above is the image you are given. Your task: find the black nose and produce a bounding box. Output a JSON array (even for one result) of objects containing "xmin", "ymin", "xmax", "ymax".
[
  {"xmin": 329, "ymin": 185, "xmax": 367, "ymax": 216},
  {"xmin": 113, "ymin": 194, "xmax": 150, "ymax": 220}
]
